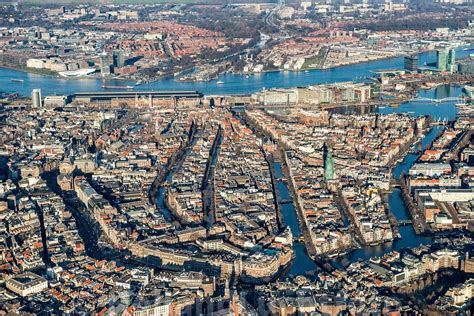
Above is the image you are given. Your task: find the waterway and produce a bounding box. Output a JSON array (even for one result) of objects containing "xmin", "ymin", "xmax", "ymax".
[
  {"xmin": 152, "ymin": 84, "xmax": 460, "ymax": 273},
  {"xmin": 0, "ymin": 45, "xmax": 472, "ymax": 97},
  {"xmin": 330, "ymin": 84, "xmax": 464, "ymax": 267},
  {"xmin": 378, "ymin": 85, "xmax": 462, "ymax": 121},
  {"xmin": 155, "ymin": 124, "xmax": 200, "ymax": 227},
  {"xmin": 273, "ymin": 162, "xmax": 319, "ymax": 277},
  {"xmin": 273, "ymin": 83, "xmax": 462, "ymax": 271}
]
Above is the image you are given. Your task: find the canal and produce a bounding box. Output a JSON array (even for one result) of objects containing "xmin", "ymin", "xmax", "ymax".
[
  {"xmin": 332, "ymin": 84, "xmax": 462, "ymax": 267},
  {"xmin": 273, "ymin": 162, "xmax": 319, "ymax": 277},
  {"xmin": 274, "ymin": 84, "xmax": 462, "ymax": 271},
  {"xmin": 155, "ymin": 123, "xmax": 201, "ymax": 227}
]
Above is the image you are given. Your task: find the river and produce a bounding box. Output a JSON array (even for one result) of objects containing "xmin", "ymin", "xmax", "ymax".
[{"xmin": 0, "ymin": 45, "xmax": 472, "ymax": 97}]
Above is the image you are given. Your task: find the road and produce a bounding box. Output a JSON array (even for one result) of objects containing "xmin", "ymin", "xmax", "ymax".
[
  {"xmin": 263, "ymin": 0, "xmax": 289, "ymax": 39},
  {"xmin": 202, "ymin": 126, "xmax": 223, "ymax": 227}
]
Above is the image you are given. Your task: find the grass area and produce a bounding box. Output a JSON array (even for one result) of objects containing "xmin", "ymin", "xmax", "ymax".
[
  {"xmin": 23, "ymin": 66, "xmax": 58, "ymax": 76},
  {"xmin": 301, "ymin": 55, "xmax": 324, "ymax": 70},
  {"xmin": 0, "ymin": 63, "xmax": 58, "ymax": 76}
]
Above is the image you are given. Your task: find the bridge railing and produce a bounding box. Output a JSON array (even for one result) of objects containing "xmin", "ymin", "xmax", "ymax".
[{"xmin": 409, "ymin": 97, "xmax": 461, "ymax": 103}]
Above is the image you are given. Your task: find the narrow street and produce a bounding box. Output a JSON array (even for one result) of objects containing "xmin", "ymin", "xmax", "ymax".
[
  {"xmin": 42, "ymin": 171, "xmax": 105, "ymax": 259},
  {"xmin": 202, "ymin": 126, "xmax": 223, "ymax": 227}
]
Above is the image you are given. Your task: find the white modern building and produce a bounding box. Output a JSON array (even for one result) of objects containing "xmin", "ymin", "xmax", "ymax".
[
  {"xmin": 409, "ymin": 163, "xmax": 451, "ymax": 177},
  {"xmin": 31, "ymin": 89, "xmax": 42, "ymax": 108}
]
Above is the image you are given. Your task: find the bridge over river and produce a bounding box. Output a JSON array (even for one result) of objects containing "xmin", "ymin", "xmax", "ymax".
[
  {"xmin": 398, "ymin": 219, "xmax": 413, "ymax": 226},
  {"xmin": 409, "ymin": 96, "xmax": 462, "ymax": 103}
]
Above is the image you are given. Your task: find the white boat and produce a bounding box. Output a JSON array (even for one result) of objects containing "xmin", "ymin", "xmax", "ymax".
[
  {"xmin": 135, "ymin": 80, "xmax": 143, "ymax": 86},
  {"xmin": 216, "ymin": 80, "xmax": 224, "ymax": 84},
  {"xmin": 463, "ymin": 85, "xmax": 474, "ymax": 98}
]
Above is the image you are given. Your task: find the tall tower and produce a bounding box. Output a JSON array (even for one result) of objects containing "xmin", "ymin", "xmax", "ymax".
[
  {"xmin": 404, "ymin": 55, "xmax": 418, "ymax": 73},
  {"xmin": 99, "ymin": 53, "xmax": 111, "ymax": 76},
  {"xmin": 31, "ymin": 89, "xmax": 42, "ymax": 108},
  {"xmin": 113, "ymin": 50, "xmax": 125, "ymax": 68},
  {"xmin": 447, "ymin": 49, "xmax": 456, "ymax": 73},
  {"xmin": 437, "ymin": 49, "xmax": 448, "ymax": 72},
  {"xmin": 384, "ymin": 0, "xmax": 393, "ymax": 12},
  {"xmin": 324, "ymin": 143, "xmax": 334, "ymax": 181}
]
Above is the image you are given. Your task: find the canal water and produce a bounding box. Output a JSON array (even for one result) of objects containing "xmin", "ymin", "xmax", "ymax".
[
  {"xmin": 153, "ymin": 84, "xmax": 459, "ymax": 273},
  {"xmin": 272, "ymin": 84, "xmax": 461, "ymax": 271},
  {"xmin": 378, "ymin": 85, "xmax": 461, "ymax": 122},
  {"xmin": 273, "ymin": 162, "xmax": 319, "ymax": 277},
  {"xmin": 0, "ymin": 45, "xmax": 472, "ymax": 97},
  {"xmin": 331, "ymin": 84, "xmax": 462, "ymax": 267}
]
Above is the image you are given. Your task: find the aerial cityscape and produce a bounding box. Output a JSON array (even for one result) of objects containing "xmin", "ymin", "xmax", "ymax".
[{"xmin": 0, "ymin": 0, "xmax": 473, "ymax": 314}]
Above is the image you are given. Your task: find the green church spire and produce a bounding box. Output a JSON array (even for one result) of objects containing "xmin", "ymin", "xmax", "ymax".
[{"xmin": 324, "ymin": 143, "xmax": 334, "ymax": 181}]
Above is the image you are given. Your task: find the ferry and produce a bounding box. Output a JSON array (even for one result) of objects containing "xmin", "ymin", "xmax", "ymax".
[
  {"xmin": 101, "ymin": 85, "xmax": 134, "ymax": 89},
  {"xmin": 216, "ymin": 80, "xmax": 224, "ymax": 85},
  {"xmin": 10, "ymin": 78, "xmax": 24, "ymax": 83}
]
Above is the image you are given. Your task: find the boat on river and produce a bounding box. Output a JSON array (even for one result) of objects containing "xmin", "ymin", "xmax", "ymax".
[{"xmin": 101, "ymin": 85, "xmax": 134, "ymax": 89}]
